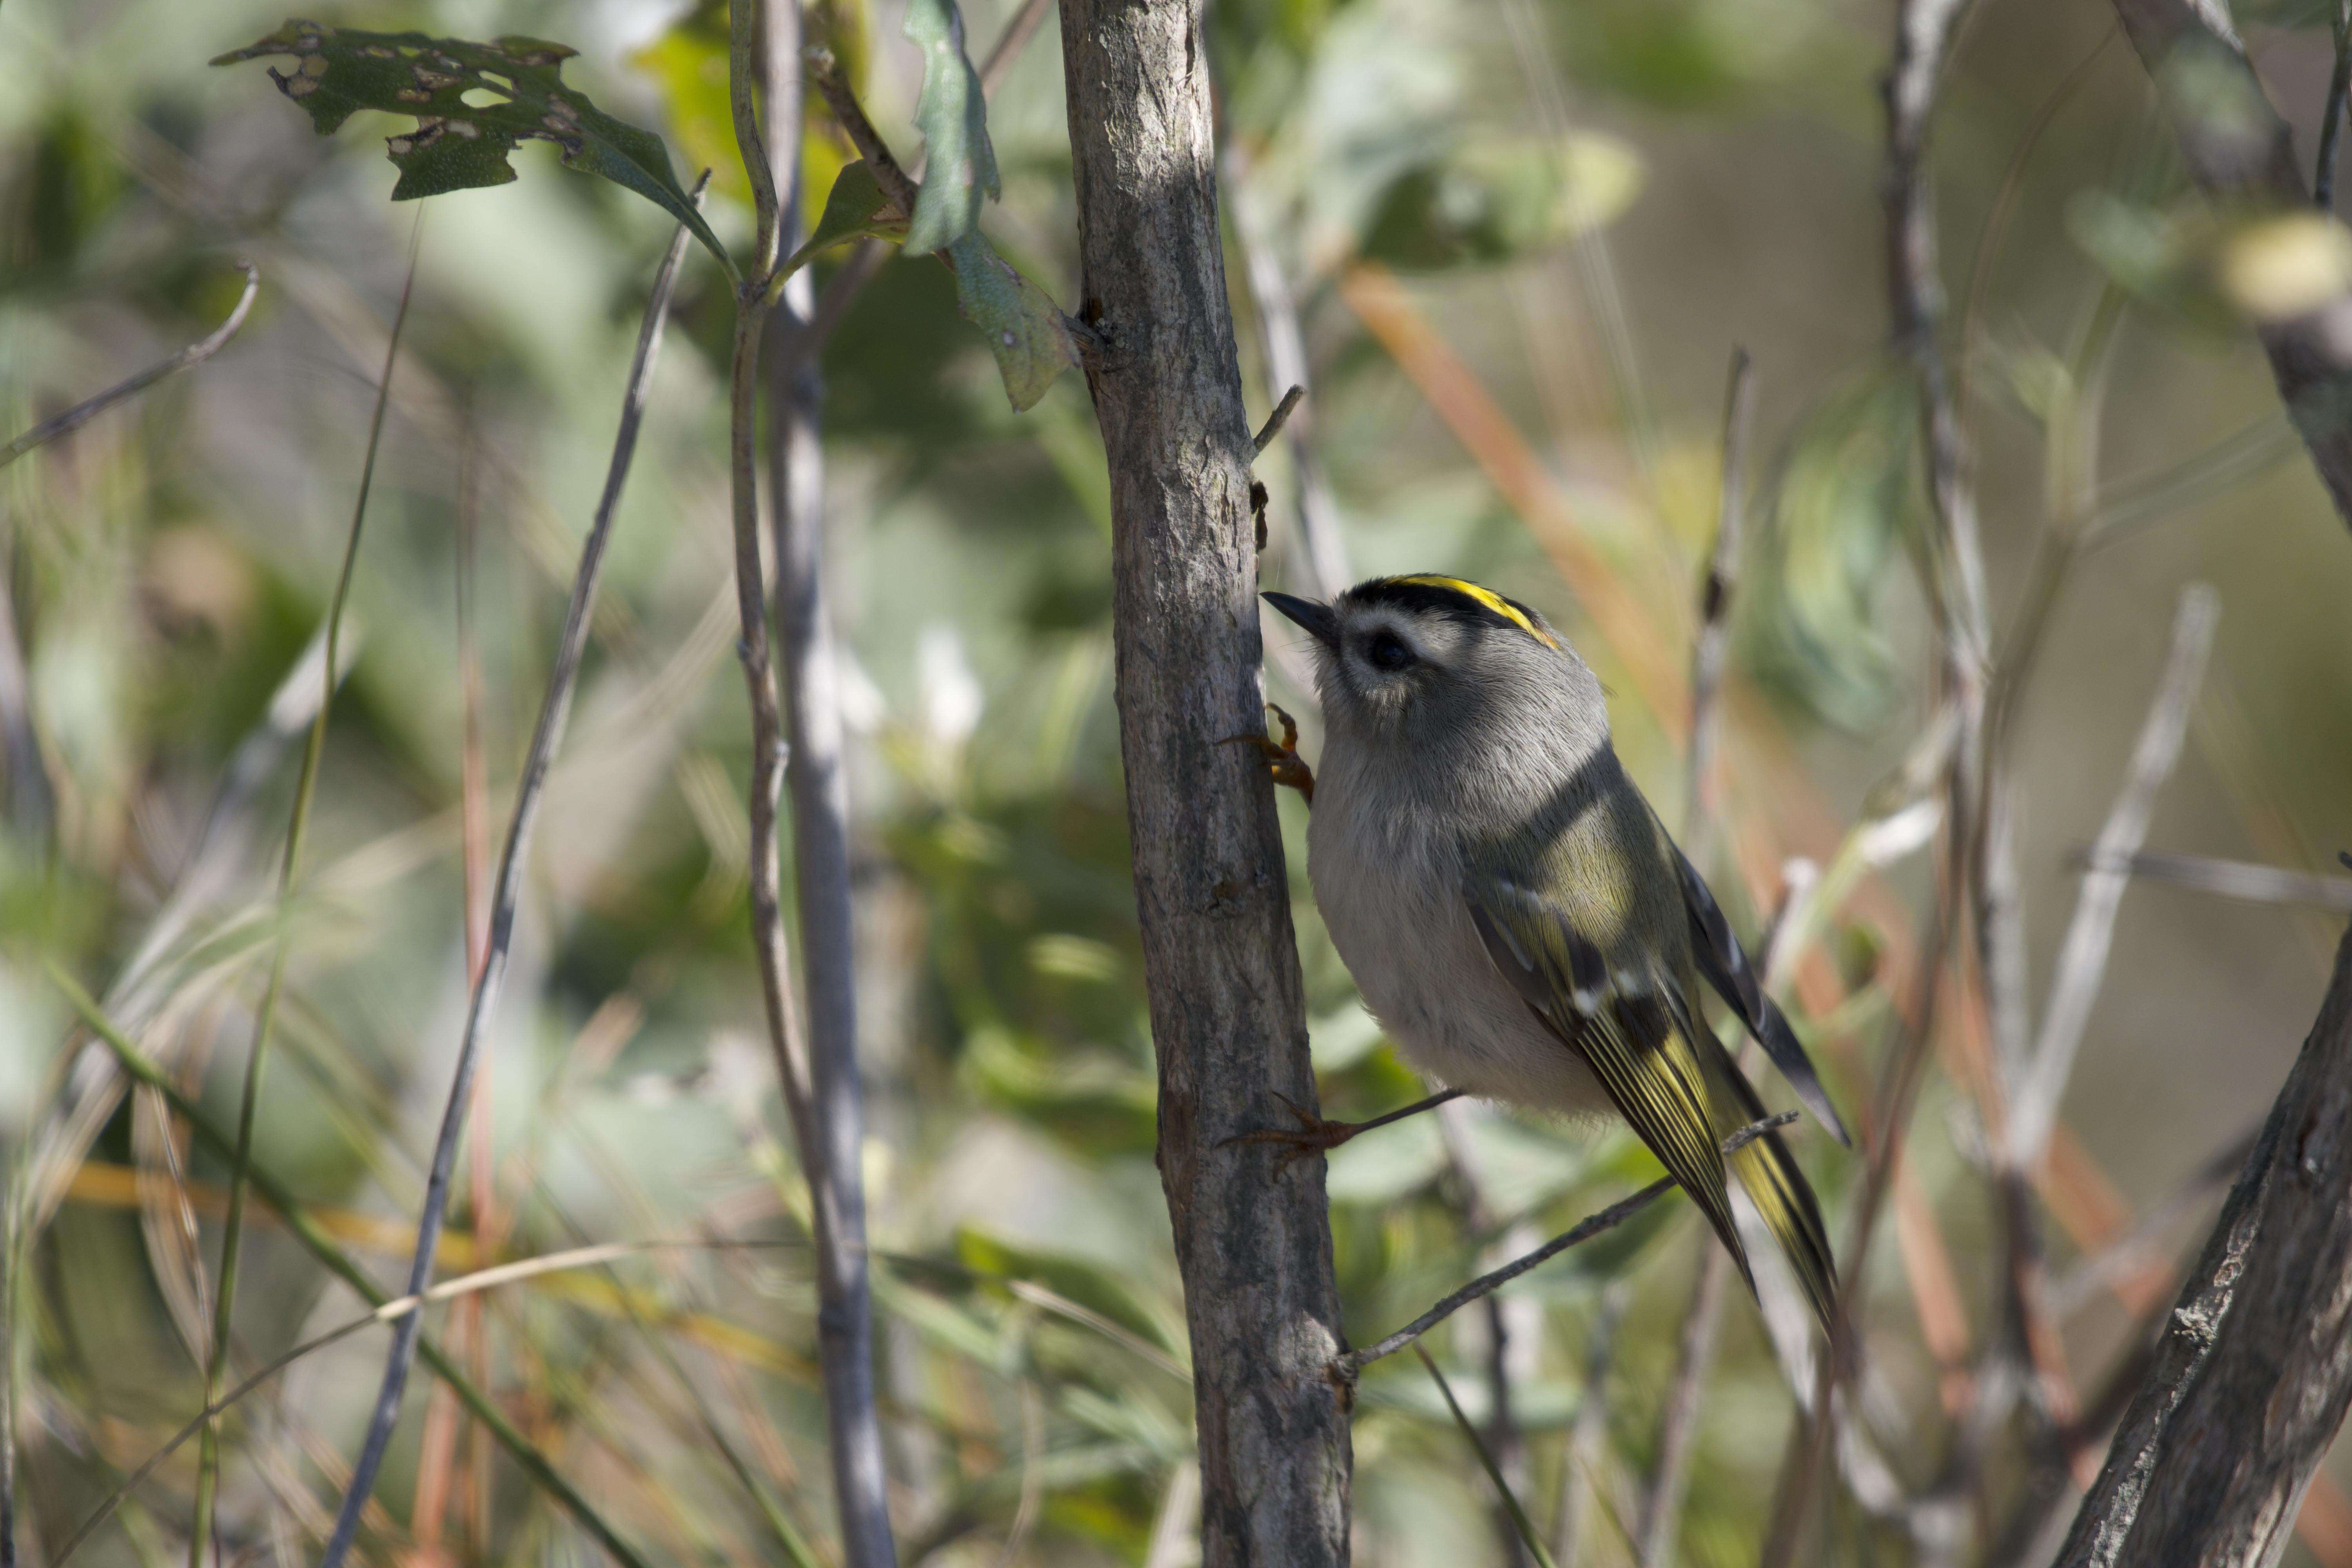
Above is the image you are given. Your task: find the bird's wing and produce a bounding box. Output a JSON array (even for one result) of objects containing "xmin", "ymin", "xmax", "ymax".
[
  {"xmin": 1669, "ymin": 837, "xmax": 1852, "ymax": 1147},
  {"xmin": 1686, "ymin": 1007, "xmax": 1840, "ymax": 1328},
  {"xmin": 1461, "ymin": 863, "xmax": 1751, "ymax": 1296}
]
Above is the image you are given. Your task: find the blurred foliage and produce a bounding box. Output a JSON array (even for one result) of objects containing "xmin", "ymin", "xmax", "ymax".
[{"xmin": 2, "ymin": 0, "xmax": 2351, "ymax": 1567}]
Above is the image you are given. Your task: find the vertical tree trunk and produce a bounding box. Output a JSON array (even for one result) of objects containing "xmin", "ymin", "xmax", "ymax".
[
  {"xmin": 1054, "ymin": 2, "xmax": 1354, "ymax": 1561},
  {"xmin": 2057, "ymin": 919, "xmax": 2352, "ymax": 1568}
]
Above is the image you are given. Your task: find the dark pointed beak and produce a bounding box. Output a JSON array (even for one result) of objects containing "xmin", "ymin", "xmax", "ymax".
[{"xmin": 1262, "ymin": 591, "xmax": 1339, "ymax": 649}]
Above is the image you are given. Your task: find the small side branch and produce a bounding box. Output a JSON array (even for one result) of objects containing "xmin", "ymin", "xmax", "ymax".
[
  {"xmin": 1337, "ymin": 1112, "xmax": 1797, "ymax": 1379},
  {"xmin": 1252, "ymin": 385, "xmax": 1306, "ymax": 456},
  {"xmin": 2068, "ymin": 847, "xmax": 2352, "ymax": 915},
  {"xmin": 0, "ymin": 262, "xmax": 259, "ymax": 470}
]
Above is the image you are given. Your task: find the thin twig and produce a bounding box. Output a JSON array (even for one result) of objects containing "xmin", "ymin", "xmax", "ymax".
[
  {"xmin": 2006, "ymin": 586, "xmax": 2218, "ymax": 1169},
  {"xmin": 1683, "ymin": 345, "xmax": 1755, "ymax": 858},
  {"xmin": 1339, "ymin": 1113, "xmax": 1797, "ymax": 1377},
  {"xmin": 0, "ymin": 263, "xmax": 259, "ymax": 470},
  {"xmin": 763, "ymin": 7, "xmax": 898, "ymax": 1561},
  {"xmin": 1227, "ymin": 161, "xmax": 1351, "ymax": 602},
  {"xmin": 2067, "ymin": 847, "xmax": 2352, "ymax": 914},
  {"xmin": 1251, "ymin": 384, "xmax": 1306, "ymax": 456},
  {"xmin": 2320, "ymin": 0, "xmax": 2352, "ymax": 211},
  {"xmin": 190, "ymin": 234, "xmax": 407, "ymax": 1568},
  {"xmin": 805, "ymin": 50, "xmax": 921, "ymax": 226},
  {"xmin": 316, "ymin": 193, "xmax": 701, "ymax": 1568},
  {"xmin": 1417, "ymin": 1347, "xmax": 1563, "ymax": 1568},
  {"xmin": 45, "ymin": 965, "xmax": 657, "ymax": 1568}
]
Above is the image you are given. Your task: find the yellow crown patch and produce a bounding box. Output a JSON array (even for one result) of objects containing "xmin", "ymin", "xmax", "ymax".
[{"xmin": 1390, "ymin": 575, "xmax": 1560, "ymax": 650}]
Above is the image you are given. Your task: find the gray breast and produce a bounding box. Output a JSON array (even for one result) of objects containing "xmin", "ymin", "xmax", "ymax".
[{"xmin": 1306, "ymin": 752, "xmax": 1610, "ymax": 1119}]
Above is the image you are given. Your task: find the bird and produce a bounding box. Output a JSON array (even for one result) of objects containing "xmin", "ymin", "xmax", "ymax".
[{"xmin": 1258, "ymin": 573, "xmax": 1846, "ymax": 1329}]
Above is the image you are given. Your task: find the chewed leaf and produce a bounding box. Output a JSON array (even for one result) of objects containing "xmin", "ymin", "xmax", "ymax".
[
  {"xmin": 780, "ymin": 161, "xmax": 907, "ymax": 276},
  {"xmin": 214, "ymin": 19, "xmax": 735, "ymax": 281},
  {"xmin": 901, "ymin": 0, "xmax": 999, "ymax": 256},
  {"xmin": 947, "ymin": 232, "xmax": 1078, "ymax": 412}
]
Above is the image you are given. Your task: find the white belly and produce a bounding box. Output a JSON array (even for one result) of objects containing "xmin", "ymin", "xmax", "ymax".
[{"xmin": 1306, "ymin": 775, "xmax": 1608, "ymax": 1120}]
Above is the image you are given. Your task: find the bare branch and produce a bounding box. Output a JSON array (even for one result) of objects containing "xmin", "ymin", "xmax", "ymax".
[
  {"xmin": 2068, "ymin": 847, "xmax": 2352, "ymax": 914},
  {"xmin": 0, "ymin": 262, "xmax": 259, "ymax": 470},
  {"xmin": 2007, "ymin": 586, "xmax": 2218, "ymax": 1169},
  {"xmin": 2056, "ymin": 917, "xmax": 2352, "ymax": 1567},
  {"xmin": 317, "ymin": 200, "xmax": 701, "ymax": 1568},
  {"xmin": 763, "ymin": 6, "xmax": 897, "ymax": 1561}
]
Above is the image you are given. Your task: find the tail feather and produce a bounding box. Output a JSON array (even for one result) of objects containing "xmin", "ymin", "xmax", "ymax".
[{"xmin": 1702, "ymin": 1032, "xmax": 1839, "ymax": 1330}]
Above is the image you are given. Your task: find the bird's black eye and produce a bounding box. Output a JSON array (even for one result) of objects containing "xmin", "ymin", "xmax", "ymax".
[{"xmin": 1366, "ymin": 630, "xmax": 1415, "ymax": 671}]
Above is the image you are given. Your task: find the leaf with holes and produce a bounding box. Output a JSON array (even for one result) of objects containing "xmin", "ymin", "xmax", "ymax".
[
  {"xmin": 901, "ymin": 0, "xmax": 999, "ymax": 256},
  {"xmin": 780, "ymin": 161, "xmax": 907, "ymax": 276},
  {"xmin": 948, "ymin": 233, "xmax": 1078, "ymax": 412},
  {"xmin": 213, "ymin": 19, "xmax": 735, "ymax": 281}
]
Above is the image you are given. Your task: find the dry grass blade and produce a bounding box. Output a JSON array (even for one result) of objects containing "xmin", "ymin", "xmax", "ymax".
[
  {"xmin": 0, "ymin": 263, "xmax": 259, "ymax": 470},
  {"xmin": 44, "ymin": 964, "xmax": 656, "ymax": 1568},
  {"xmin": 51, "ymin": 1238, "xmax": 750, "ymax": 1567},
  {"xmin": 317, "ymin": 190, "xmax": 702, "ymax": 1568},
  {"xmin": 190, "ymin": 227, "xmax": 414, "ymax": 1568}
]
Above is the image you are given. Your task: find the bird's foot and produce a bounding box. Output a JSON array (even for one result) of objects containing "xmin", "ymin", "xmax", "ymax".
[
  {"xmin": 1223, "ymin": 703, "xmax": 1314, "ymax": 803},
  {"xmin": 1226, "ymin": 1091, "xmax": 1359, "ymax": 1170}
]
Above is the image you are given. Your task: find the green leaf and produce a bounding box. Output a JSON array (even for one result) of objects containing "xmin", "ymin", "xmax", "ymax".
[
  {"xmin": 901, "ymin": 0, "xmax": 999, "ymax": 256},
  {"xmin": 1738, "ymin": 373, "xmax": 1918, "ymax": 734},
  {"xmin": 947, "ymin": 232, "xmax": 1078, "ymax": 412},
  {"xmin": 780, "ymin": 160, "xmax": 907, "ymax": 276},
  {"xmin": 213, "ymin": 20, "xmax": 735, "ymax": 281}
]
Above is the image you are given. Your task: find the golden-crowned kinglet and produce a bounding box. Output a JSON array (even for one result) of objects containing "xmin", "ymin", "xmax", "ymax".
[{"xmin": 1265, "ymin": 574, "xmax": 1846, "ymax": 1328}]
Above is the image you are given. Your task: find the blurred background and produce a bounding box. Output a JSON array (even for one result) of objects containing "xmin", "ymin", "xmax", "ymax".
[{"xmin": 4, "ymin": 0, "xmax": 2352, "ymax": 1564}]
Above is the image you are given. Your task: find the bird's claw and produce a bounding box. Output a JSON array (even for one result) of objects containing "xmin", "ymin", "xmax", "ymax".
[
  {"xmin": 1221, "ymin": 703, "xmax": 1314, "ymax": 803},
  {"xmin": 1225, "ymin": 1091, "xmax": 1359, "ymax": 1171}
]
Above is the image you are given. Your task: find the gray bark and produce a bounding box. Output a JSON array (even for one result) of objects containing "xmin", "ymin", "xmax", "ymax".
[
  {"xmin": 1054, "ymin": 0, "xmax": 1354, "ymax": 1561},
  {"xmin": 2112, "ymin": 0, "xmax": 2352, "ymax": 530},
  {"xmin": 2056, "ymin": 917, "xmax": 2352, "ymax": 1568}
]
